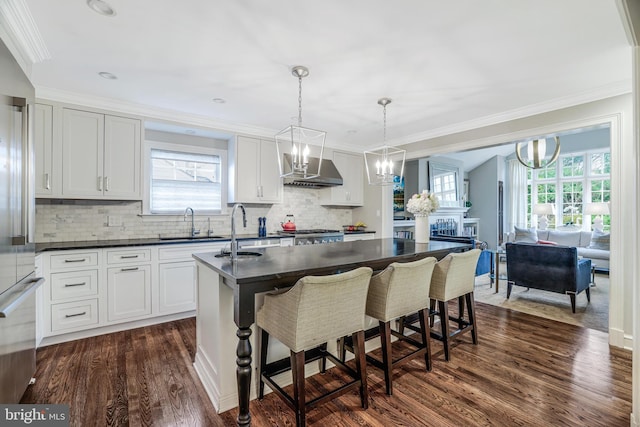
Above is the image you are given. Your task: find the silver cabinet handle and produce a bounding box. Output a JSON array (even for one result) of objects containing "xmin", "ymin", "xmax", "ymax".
[
  {"xmin": 45, "ymin": 173, "xmax": 50, "ymax": 190},
  {"xmin": 120, "ymin": 255, "xmax": 138, "ymax": 259},
  {"xmin": 64, "ymin": 282, "xmax": 86, "ymax": 287},
  {"xmin": 105, "ymin": 176, "xmax": 110, "ymax": 191},
  {"xmin": 121, "ymin": 267, "xmax": 139, "ymax": 272},
  {"xmin": 65, "ymin": 312, "xmax": 86, "ymax": 318},
  {"xmin": 64, "ymin": 258, "xmax": 86, "ymax": 263},
  {"xmin": 97, "ymin": 176, "xmax": 103, "ymax": 191}
]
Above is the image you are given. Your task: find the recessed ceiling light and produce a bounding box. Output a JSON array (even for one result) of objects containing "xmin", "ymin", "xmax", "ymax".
[
  {"xmin": 87, "ymin": 0, "xmax": 116, "ymax": 17},
  {"xmin": 347, "ymin": 129, "xmax": 357, "ymax": 134},
  {"xmin": 212, "ymin": 98, "xmax": 226, "ymax": 104},
  {"xmin": 98, "ymin": 71, "xmax": 118, "ymax": 80}
]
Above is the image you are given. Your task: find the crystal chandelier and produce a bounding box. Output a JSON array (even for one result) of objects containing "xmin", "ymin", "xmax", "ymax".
[
  {"xmin": 515, "ymin": 136, "xmax": 561, "ymax": 169},
  {"xmin": 275, "ymin": 66, "xmax": 326, "ymax": 180},
  {"xmin": 364, "ymin": 98, "xmax": 406, "ymax": 185}
]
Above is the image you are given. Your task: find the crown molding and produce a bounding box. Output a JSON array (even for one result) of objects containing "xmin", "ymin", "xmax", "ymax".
[
  {"xmin": 390, "ymin": 80, "xmax": 632, "ymax": 149},
  {"xmin": 0, "ymin": 0, "xmax": 50, "ymax": 67},
  {"xmin": 36, "ymin": 86, "xmax": 278, "ymax": 139}
]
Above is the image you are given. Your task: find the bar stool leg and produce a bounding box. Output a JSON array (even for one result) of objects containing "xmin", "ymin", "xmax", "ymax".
[
  {"xmin": 259, "ymin": 329, "xmax": 269, "ymax": 399},
  {"xmin": 438, "ymin": 300, "xmax": 451, "ymax": 361},
  {"xmin": 418, "ymin": 308, "xmax": 432, "ymax": 372},
  {"xmin": 466, "ymin": 292, "xmax": 478, "ymax": 345},
  {"xmin": 352, "ymin": 330, "xmax": 369, "ymax": 409},
  {"xmin": 379, "ymin": 321, "xmax": 393, "ymax": 395},
  {"xmin": 291, "ymin": 350, "xmax": 306, "ymax": 427}
]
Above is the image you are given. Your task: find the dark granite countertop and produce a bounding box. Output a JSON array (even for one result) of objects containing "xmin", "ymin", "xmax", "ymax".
[
  {"xmin": 343, "ymin": 230, "xmax": 376, "ymax": 234},
  {"xmin": 193, "ymin": 238, "xmax": 471, "ymax": 285},
  {"xmin": 35, "ymin": 234, "xmax": 285, "ymax": 253}
]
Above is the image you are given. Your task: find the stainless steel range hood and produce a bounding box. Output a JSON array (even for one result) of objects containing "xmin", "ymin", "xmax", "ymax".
[{"xmin": 282, "ymin": 154, "xmax": 343, "ymax": 188}]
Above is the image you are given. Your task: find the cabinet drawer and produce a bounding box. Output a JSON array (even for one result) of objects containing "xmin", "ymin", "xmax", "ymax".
[
  {"xmin": 106, "ymin": 249, "xmax": 151, "ymax": 264},
  {"xmin": 50, "ymin": 270, "xmax": 98, "ymax": 301},
  {"xmin": 51, "ymin": 299, "xmax": 99, "ymax": 332},
  {"xmin": 50, "ymin": 251, "xmax": 99, "ymax": 270},
  {"xmin": 158, "ymin": 243, "xmax": 226, "ymax": 261}
]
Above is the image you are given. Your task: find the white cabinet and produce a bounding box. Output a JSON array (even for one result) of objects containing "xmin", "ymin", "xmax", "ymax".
[
  {"xmin": 228, "ymin": 135, "xmax": 282, "ymax": 204},
  {"xmin": 61, "ymin": 108, "xmax": 141, "ymax": 200},
  {"xmin": 34, "ymin": 103, "xmax": 54, "ymax": 196},
  {"xmin": 321, "ymin": 150, "xmax": 364, "ymax": 206},
  {"xmin": 158, "ymin": 261, "xmax": 196, "ymax": 314},
  {"xmin": 105, "ymin": 248, "xmax": 151, "ymax": 322},
  {"xmin": 107, "ymin": 264, "xmax": 152, "ymax": 322}
]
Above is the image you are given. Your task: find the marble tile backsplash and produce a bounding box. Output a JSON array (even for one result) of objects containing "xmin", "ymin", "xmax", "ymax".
[{"xmin": 35, "ymin": 187, "xmax": 353, "ymax": 242}]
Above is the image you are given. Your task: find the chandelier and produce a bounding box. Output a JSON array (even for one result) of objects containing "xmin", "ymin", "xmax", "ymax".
[
  {"xmin": 364, "ymin": 98, "xmax": 406, "ymax": 185},
  {"xmin": 515, "ymin": 136, "xmax": 561, "ymax": 169},
  {"xmin": 275, "ymin": 66, "xmax": 326, "ymax": 180}
]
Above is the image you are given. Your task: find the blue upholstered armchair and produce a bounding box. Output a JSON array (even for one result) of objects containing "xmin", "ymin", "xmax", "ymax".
[{"xmin": 505, "ymin": 242, "xmax": 591, "ymax": 313}]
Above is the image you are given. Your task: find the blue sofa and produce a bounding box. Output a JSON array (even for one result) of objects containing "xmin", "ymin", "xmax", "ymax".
[{"xmin": 505, "ymin": 242, "xmax": 591, "ymax": 313}]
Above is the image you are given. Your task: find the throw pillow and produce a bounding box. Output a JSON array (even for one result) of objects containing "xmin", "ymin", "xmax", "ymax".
[
  {"xmin": 537, "ymin": 239, "xmax": 558, "ymax": 245},
  {"xmin": 589, "ymin": 230, "xmax": 610, "ymax": 251},
  {"xmin": 514, "ymin": 226, "xmax": 538, "ymax": 243}
]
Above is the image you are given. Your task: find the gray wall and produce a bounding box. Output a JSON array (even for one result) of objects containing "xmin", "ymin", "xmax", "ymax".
[{"xmin": 468, "ymin": 156, "xmax": 500, "ymax": 249}]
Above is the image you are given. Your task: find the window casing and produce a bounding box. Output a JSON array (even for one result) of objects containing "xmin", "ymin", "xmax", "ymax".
[
  {"xmin": 528, "ymin": 150, "xmax": 610, "ymax": 231},
  {"xmin": 143, "ymin": 140, "xmax": 227, "ymax": 215}
]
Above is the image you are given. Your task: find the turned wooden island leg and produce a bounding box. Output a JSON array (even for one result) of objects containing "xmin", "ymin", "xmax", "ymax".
[{"xmin": 236, "ymin": 327, "xmax": 252, "ymax": 426}]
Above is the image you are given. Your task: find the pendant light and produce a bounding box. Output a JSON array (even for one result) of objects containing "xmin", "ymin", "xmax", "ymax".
[
  {"xmin": 275, "ymin": 66, "xmax": 326, "ymax": 180},
  {"xmin": 515, "ymin": 136, "xmax": 561, "ymax": 169},
  {"xmin": 364, "ymin": 98, "xmax": 406, "ymax": 185}
]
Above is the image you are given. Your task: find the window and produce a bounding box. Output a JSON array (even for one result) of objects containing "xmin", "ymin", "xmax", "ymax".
[
  {"xmin": 144, "ymin": 141, "xmax": 227, "ymax": 214},
  {"xmin": 528, "ymin": 149, "xmax": 610, "ymax": 231}
]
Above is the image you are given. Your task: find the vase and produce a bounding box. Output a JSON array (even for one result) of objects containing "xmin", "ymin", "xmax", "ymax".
[{"xmin": 414, "ymin": 214, "xmax": 430, "ymax": 244}]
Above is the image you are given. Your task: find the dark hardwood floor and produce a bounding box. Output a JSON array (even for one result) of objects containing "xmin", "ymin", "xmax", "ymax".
[{"xmin": 21, "ymin": 302, "xmax": 632, "ymax": 426}]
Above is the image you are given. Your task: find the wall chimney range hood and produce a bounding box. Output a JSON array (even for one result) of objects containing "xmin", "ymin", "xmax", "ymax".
[{"xmin": 282, "ymin": 154, "xmax": 343, "ymax": 188}]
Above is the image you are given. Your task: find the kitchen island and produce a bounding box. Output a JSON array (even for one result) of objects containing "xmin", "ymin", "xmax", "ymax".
[{"xmin": 192, "ymin": 238, "xmax": 472, "ymax": 426}]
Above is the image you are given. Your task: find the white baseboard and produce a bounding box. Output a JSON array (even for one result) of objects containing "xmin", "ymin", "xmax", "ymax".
[{"xmin": 38, "ymin": 311, "xmax": 195, "ymax": 347}]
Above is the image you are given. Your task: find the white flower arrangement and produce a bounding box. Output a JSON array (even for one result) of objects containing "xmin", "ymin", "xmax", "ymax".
[{"xmin": 406, "ymin": 190, "xmax": 440, "ymax": 216}]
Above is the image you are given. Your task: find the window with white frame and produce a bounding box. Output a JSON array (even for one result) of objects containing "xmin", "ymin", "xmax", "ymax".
[
  {"xmin": 528, "ymin": 150, "xmax": 610, "ymax": 231},
  {"xmin": 145, "ymin": 141, "xmax": 226, "ymax": 214}
]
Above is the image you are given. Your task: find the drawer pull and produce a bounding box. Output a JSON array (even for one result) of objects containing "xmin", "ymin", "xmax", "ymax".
[
  {"xmin": 120, "ymin": 255, "xmax": 139, "ymax": 259},
  {"xmin": 64, "ymin": 258, "xmax": 86, "ymax": 263},
  {"xmin": 65, "ymin": 311, "xmax": 86, "ymax": 318},
  {"xmin": 121, "ymin": 267, "xmax": 139, "ymax": 272},
  {"xmin": 64, "ymin": 282, "xmax": 86, "ymax": 287}
]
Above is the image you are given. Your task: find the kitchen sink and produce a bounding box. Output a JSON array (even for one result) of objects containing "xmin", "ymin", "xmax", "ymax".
[
  {"xmin": 215, "ymin": 251, "xmax": 263, "ymax": 258},
  {"xmin": 159, "ymin": 235, "xmax": 226, "ymax": 240}
]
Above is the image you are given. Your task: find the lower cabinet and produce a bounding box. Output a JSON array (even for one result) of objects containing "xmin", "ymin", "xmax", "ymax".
[
  {"xmin": 343, "ymin": 233, "xmax": 376, "ymax": 242},
  {"xmin": 107, "ymin": 264, "xmax": 151, "ymax": 322},
  {"xmin": 40, "ymin": 242, "xmax": 226, "ymax": 343},
  {"xmin": 158, "ymin": 261, "xmax": 196, "ymax": 314}
]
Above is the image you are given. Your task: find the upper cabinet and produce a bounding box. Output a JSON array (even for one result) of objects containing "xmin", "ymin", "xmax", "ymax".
[
  {"xmin": 320, "ymin": 150, "xmax": 364, "ymax": 206},
  {"xmin": 34, "ymin": 103, "xmax": 54, "ymax": 197},
  {"xmin": 228, "ymin": 135, "xmax": 282, "ymax": 204},
  {"xmin": 61, "ymin": 108, "xmax": 141, "ymax": 200}
]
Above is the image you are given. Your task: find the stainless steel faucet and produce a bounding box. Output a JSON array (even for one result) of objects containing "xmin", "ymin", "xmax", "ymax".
[
  {"xmin": 230, "ymin": 204, "xmax": 247, "ymax": 261},
  {"xmin": 184, "ymin": 207, "xmax": 199, "ymax": 238}
]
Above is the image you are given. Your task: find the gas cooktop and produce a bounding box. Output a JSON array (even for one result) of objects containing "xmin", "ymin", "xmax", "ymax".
[{"xmin": 278, "ymin": 229, "xmax": 342, "ymax": 235}]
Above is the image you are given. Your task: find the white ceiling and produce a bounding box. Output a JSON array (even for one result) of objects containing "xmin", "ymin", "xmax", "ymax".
[{"xmin": 18, "ymin": 0, "xmax": 632, "ymax": 152}]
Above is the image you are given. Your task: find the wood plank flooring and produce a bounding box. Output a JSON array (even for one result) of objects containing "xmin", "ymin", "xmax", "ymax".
[{"xmin": 21, "ymin": 302, "xmax": 632, "ymax": 426}]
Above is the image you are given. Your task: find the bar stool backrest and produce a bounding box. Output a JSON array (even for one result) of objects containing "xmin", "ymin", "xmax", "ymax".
[{"xmin": 429, "ymin": 249, "xmax": 481, "ymax": 301}]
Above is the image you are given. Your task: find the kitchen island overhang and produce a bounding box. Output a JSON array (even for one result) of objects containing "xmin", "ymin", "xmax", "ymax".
[{"xmin": 192, "ymin": 238, "xmax": 472, "ymax": 426}]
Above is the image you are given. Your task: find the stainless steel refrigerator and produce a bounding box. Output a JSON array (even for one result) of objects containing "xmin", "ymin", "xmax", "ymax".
[{"xmin": 0, "ymin": 37, "xmax": 44, "ymax": 403}]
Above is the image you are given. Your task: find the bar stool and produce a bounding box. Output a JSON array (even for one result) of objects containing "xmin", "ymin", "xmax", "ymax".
[
  {"xmin": 427, "ymin": 249, "xmax": 481, "ymax": 361},
  {"xmin": 256, "ymin": 267, "xmax": 373, "ymax": 427},
  {"xmin": 341, "ymin": 256, "xmax": 437, "ymax": 395}
]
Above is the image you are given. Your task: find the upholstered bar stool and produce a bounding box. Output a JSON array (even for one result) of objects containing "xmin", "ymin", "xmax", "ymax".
[
  {"xmin": 256, "ymin": 267, "xmax": 373, "ymax": 427},
  {"xmin": 401, "ymin": 249, "xmax": 481, "ymax": 361},
  {"xmin": 343, "ymin": 256, "xmax": 437, "ymax": 396}
]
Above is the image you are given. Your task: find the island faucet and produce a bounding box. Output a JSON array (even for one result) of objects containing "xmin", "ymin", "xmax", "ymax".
[
  {"xmin": 184, "ymin": 207, "xmax": 199, "ymax": 238},
  {"xmin": 230, "ymin": 203, "xmax": 247, "ymax": 261}
]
